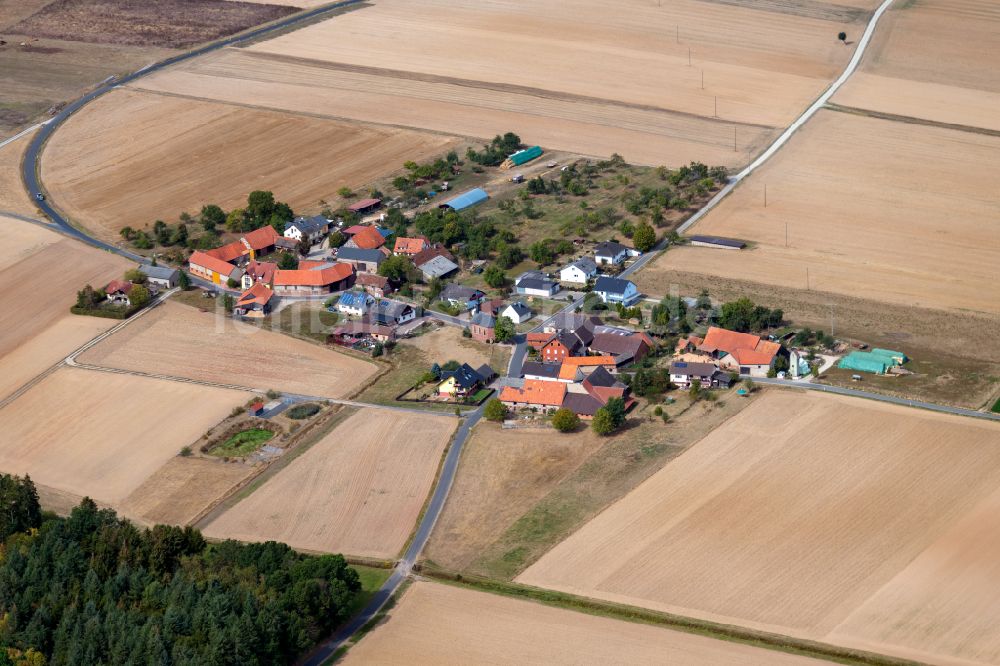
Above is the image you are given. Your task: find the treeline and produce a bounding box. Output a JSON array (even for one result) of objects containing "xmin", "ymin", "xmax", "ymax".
[
  {"xmin": 0, "ymin": 475, "xmax": 359, "ymax": 665},
  {"xmin": 119, "ymin": 190, "xmax": 295, "ymax": 256}
]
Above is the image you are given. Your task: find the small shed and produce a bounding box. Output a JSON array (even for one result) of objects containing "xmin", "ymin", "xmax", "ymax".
[
  {"xmin": 688, "ymin": 235, "xmax": 746, "ymax": 250},
  {"xmin": 248, "ymin": 402, "xmax": 265, "ymax": 417},
  {"xmin": 348, "ymin": 198, "xmax": 382, "ymax": 214},
  {"xmin": 501, "ymin": 145, "xmax": 543, "ymax": 169},
  {"xmin": 439, "ymin": 188, "xmax": 489, "ymax": 211}
]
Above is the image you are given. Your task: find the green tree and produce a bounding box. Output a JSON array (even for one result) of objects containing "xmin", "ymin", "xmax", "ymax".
[
  {"xmin": 222, "ymin": 293, "xmax": 235, "ymax": 312},
  {"xmin": 200, "ymin": 204, "xmax": 225, "ymax": 231},
  {"xmin": 528, "ymin": 241, "xmax": 554, "ymax": 266},
  {"xmin": 484, "ymin": 398, "xmax": 507, "ymax": 422},
  {"xmin": 277, "ymin": 252, "xmax": 299, "ymax": 270},
  {"xmin": 591, "ymin": 408, "xmax": 615, "ymax": 435},
  {"xmin": 337, "ymin": 186, "xmax": 354, "ymax": 199},
  {"xmin": 124, "ymin": 268, "xmax": 147, "ymax": 284},
  {"xmin": 551, "ymin": 408, "xmax": 580, "ymax": 433},
  {"xmin": 0, "ymin": 474, "xmax": 41, "ymax": 541},
  {"xmin": 603, "ymin": 396, "xmax": 626, "ymax": 428},
  {"xmin": 128, "ymin": 284, "xmax": 151, "ymax": 308},
  {"xmin": 378, "ymin": 255, "xmax": 414, "ymax": 283},
  {"xmin": 178, "ymin": 270, "xmax": 191, "ymax": 290},
  {"xmin": 838, "ymin": 31, "xmax": 847, "ymax": 43},
  {"xmin": 246, "ymin": 190, "xmax": 276, "ymax": 227},
  {"xmin": 632, "ymin": 221, "xmax": 657, "ymax": 252},
  {"xmin": 328, "ymin": 231, "xmax": 346, "ymax": 248},
  {"xmin": 226, "ymin": 208, "xmax": 247, "ymax": 232},
  {"xmin": 482, "ymin": 265, "xmax": 506, "ymax": 288},
  {"xmin": 494, "ymin": 316, "xmax": 515, "ymax": 343}
]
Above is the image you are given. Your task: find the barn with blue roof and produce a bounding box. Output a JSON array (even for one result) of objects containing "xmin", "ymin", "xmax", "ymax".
[{"xmin": 440, "ymin": 188, "xmax": 489, "ymax": 211}]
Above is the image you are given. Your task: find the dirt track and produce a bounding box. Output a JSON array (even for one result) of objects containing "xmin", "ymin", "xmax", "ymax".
[
  {"xmin": 343, "ymin": 581, "xmax": 827, "ymax": 665},
  {"xmin": 519, "ymin": 390, "xmax": 1000, "ymax": 665},
  {"xmin": 204, "ymin": 408, "xmax": 455, "ymax": 559}
]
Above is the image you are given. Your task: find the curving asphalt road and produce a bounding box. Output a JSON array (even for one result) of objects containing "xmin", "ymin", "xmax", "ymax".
[{"xmin": 20, "ymin": 0, "xmax": 366, "ymax": 253}]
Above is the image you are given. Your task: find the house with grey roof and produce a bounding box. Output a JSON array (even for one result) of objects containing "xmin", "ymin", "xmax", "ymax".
[
  {"xmin": 284, "ymin": 215, "xmax": 330, "ymax": 244},
  {"xmin": 593, "ymin": 276, "xmax": 640, "ymax": 307},
  {"xmin": 140, "ymin": 264, "xmax": 179, "ymax": 289},
  {"xmin": 559, "ymin": 257, "xmax": 598, "ymax": 284},
  {"xmin": 336, "ymin": 246, "xmax": 389, "ymax": 273}
]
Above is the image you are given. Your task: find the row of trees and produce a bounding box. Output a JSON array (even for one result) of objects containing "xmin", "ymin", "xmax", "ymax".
[{"xmin": 0, "ymin": 475, "xmax": 361, "ymax": 665}]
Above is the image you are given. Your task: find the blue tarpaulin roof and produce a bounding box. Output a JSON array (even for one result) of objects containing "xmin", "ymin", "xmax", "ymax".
[{"xmin": 441, "ymin": 188, "xmax": 489, "ymax": 211}]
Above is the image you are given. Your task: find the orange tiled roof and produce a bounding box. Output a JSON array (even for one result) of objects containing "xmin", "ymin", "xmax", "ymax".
[
  {"xmin": 297, "ymin": 259, "xmax": 329, "ymax": 270},
  {"xmin": 499, "ymin": 380, "xmax": 566, "ymax": 407},
  {"xmin": 351, "ymin": 226, "xmax": 386, "ymax": 250},
  {"xmin": 205, "ymin": 240, "xmax": 245, "ymax": 263},
  {"xmin": 242, "ymin": 225, "xmax": 281, "ymax": 251},
  {"xmin": 189, "ymin": 250, "xmax": 238, "ymax": 277},
  {"xmin": 393, "ymin": 236, "xmax": 427, "ymax": 255},
  {"xmin": 700, "ymin": 327, "xmax": 779, "ymax": 364},
  {"xmin": 273, "ymin": 263, "xmax": 353, "ymax": 287},
  {"xmin": 236, "ymin": 282, "xmax": 273, "ymax": 307},
  {"xmin": 557, "ymin": 355, "xmax": 617, "ymax": 380}
]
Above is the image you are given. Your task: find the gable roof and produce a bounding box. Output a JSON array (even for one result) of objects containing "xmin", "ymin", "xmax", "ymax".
[
  {"xmin": 470, "ymin": 312, "xmax": 496, "ymax": 328},
  {"xmin": 503, "ymin": 301, "xmax": 531, "ymax": 317},
  {"xmin": 418, "ymin": 255, "xmax": 460, "ymax": 279},
  {"xmin": 350, "ymin": 226, "xmax": 386, "ymax": 250},
  {"xmin": 393, "ymin": 236, "xmax": 428, "ymax": 254},
  {"xmin": 242, "ymin": 225, "xmax": 281, "ymax": 251},
  {"xmin": 287, "ymin": 215, "xmax": 328, "ymax": 234},
  {"xmin": 441, "ymin": 363, "xmax": 485, "ymax": 389},
  {"xmin": 244, "ymin": 260, "xmax": 277, "ymax": 284},
  {"xmin": 236, "ymin": 282, "xmax": 273, "ymax": 308},
  {"xmin": 141, "ymin": 264, "xmax": 178, "ymax": 280},
  {"xmin": 521, "ymin": 361, "xmax": 561, "ymax": 380},
  {"xmin": 189, "ymin": 250, "xmax": 241, "ymax": 277},
  {"xmin": 337, "ymin": 290, "xmax": 370, "ymax": 308},
  {"xmin": 273, "ymin": 262, "xmax": 353, "ymax": 287},
  {"xmin": 105, "ymin": 279, "xmax": 132, "ymax": 295},
  {"xmin": 700, "ymin": 326, "xmax": 780, "ymax": 364},
  {"xmin": 517, "ymin": 278, "xmax": 557, "ymax": 292},
  {"xmin": 557, "ymin": 355, "xmax": 617, "ymax": 380},
  {"xmin": 440, "ymin": 284, "xmax": 483, "ymax": 302},
  {"xmin": 593, "ymin": 276, "xmax": 635, "ymax": 296},
  {"xmin": 583, "ymin": 366, "xmax": 624, "ymax": 389},
  {"xmin": 337, "ymin": 246, "xmax": 388, "ymax": 263},
  {"xmin": 206, "ymin": 240, "xmax": 246, "ymax": 263},
  {"xmin": 413, "ymin": 245, "xmax": 455, "ymax": 268},
  {"xmin": 590, "ymin": 332, "xmax": 648, "ymax": 358},
  {"xmin": 594, "ymin": 241, "xmax": 628, "ymax": 257},
  {"xmin": 563, "ymin": 257, "xmax": 597, "ymax": 273},
  {"xmin": 348, "ymin": 198, "xmax": 382, "ymax": 212},
  {"xmin": 499, "ymin": 379, "xmax": 566, "ymax": 407},
  {"xmin": 355, "ymin": 273, "xmax": 389, "ymax": 288},
  {"xmin": 669, "ymin": 361, "xmax": 718, "ymax": 377}
]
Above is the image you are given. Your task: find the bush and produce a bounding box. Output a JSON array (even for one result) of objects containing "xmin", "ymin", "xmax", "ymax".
[
  {"xmin": 551, "ymin": 408, "xmax": 580, "ymax": 433},
  {"xmin": 484, "ymin": 398, "xmax": 508, "ymax": 422},
  {"xmin": 265, "ymin": 389, "xmax": 281, "ymax": 400},
  {"xmin": 653, "ymin": 406, "xmax": 663, "ymax": 416},
  {"xmin": 287, "ymin": 403, "xmax": 321, "ymax": 420},
  {"xmin": 591, "ymin": 408, "xmax": 615, "ymax": 435},
  {"xmin": 179, "ymin": 446, "xmax": 192, "ymax": 457}
]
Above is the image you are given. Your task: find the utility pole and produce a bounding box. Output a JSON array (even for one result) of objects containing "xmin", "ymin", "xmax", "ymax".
[
  {"xmin": 688, "ymin": 47, "xmax": 691, "ymax": 66},
  {"xmin": 714, "ymin": 96, "xmax": 718, "ymax": 117},
  {"xmin": 701, "ymin": 69, "xmax": 704, "ymax": 89},
  {"xmin": 830, "ymin": 304, "xmax": 835, "ymax": 337},
  {"xmin": 806, "ymin": 267, "xmax": 810, "ymax": 290}
]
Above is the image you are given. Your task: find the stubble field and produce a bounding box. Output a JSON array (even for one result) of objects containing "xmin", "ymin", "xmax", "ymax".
[
  {"xmin": 0, "ymin": 134, "xmax": 36, "ymax": 216},
  {"xmin": 343, "ymin": 581, "xmax": 826, "ymax": 666},
  {"xmin": 78, "ymin": 300, "xmax": 378, "ymax": 398},
  {"xmin": 654, "ymin": 110, "xmax": 1000, "ymax": 314},
  {"xmin": 0, "ymin": 367, "xmax": 244, "ymax": 506},
  {"xmin": 41, "ymin": 88, "xmax": 458, "ymax": 244},
  {"xmin": 128, "ymin": 0, "xmax": 875, "ymax": 167},
  {"xmin": 0, "ymin": 216, "xmax": 128, "ymax": 399},
  {"xmin": 204, "ymin": 408, "xmax": 455, "ymax": 559},
  {"xmin": 833, "ymin": 0, "xmax": 1000, "ymax": 129},
  {"xmin": 518, "ymin": 390, "xmax": 1000, "ymax": 665}
]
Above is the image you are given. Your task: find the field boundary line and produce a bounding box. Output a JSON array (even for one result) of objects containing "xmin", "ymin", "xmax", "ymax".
[
  {"xmin": 676, "ymin": 0, "xmax": 896, "ymax": 234},
  {"xmin": 416, "ymin": 568, "xmax": 929, "ymax": 666},
  {"xmin": 825, "ymin": 102, "xmax": 1000, "ymax": 138}
]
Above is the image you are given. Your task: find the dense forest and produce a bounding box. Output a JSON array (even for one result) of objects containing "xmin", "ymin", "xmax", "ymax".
[{"xmin": 0, "ymin": 475, "xmax": 359, "ymax": 665}]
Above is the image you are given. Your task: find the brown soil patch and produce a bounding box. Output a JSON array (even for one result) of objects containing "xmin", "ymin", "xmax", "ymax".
[
  {"xmin": 120, "ymin": 456, "xmax": 255, "ymax": 526},
  {"xmin": 77, "ymin": 300, "xmax": 378, "ymax": 398},
  {"xmin": 343, "ymin": 581, "xmax": 826, "ymax": 666},
  {"xmin": 0, "ymin": 367, "xmax": 245, "ymax": 505},
  {"xmin": 10, "ymin": 0, "xmax": 297, "ymax": 48},
  {"xmin": 659, "ymin": 110, "xmax": 1000, "ymax": 314},
  {"xmin": 42, "ymin": 88, "xmax": 457, "ymax": 244},
  {"xmin": 834, "ymin": 0, "xmax": 1000, "ymax": 128},
  {"xmin": 519, "ymin": 390, "xmax": 1000, "ymax": 664},
  {"xmin": 424, "ymin": 423, "xmax": 606, "ymax": 572},
  {"xmin": 204, "ymin": 408, "xmax": 456, "ymax": 558}
]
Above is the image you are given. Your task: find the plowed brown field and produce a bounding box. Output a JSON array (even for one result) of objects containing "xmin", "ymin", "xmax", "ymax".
[
  {"xmin": 204, "ymin": 408, "xmax": 455, "ymax": 558},
  {"xmin": 343, "ymin": 581, "xmax": 827, "ymax": 665},
  {"xmin": 78, "ymin": 300, "xmax": 378, "ymax": 398},
  {"xmin": 519, "ymin": 390, "xmax": 1000, "ymax": 665}
]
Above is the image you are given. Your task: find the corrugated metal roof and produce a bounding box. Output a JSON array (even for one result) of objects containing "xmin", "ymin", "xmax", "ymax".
[
  {"xmin": 689, "ymin": 235, "xmax": 746, "ymax": 249},
  {"xmin": 441, "ymin": 188, "xmax": 489, "ymax": 211}
]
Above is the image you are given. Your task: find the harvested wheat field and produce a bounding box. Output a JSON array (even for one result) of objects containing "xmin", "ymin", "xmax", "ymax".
[
  {"xmin": 344, "ymin": 581, "xmax": 826, "ymax": 666},
  {"xmin": 425, "ymin": 422, "xmax": 606, "ymax": 572},
  {"xmin": 204, "ymin": 408, "xmax": 455, "ymax": 558},
  {"xmin": 519, "ymin": 390, "xmax": 1000, "ymax": 665},
  {"xmin": 834, "ymin": 0, "xmax": 1000, "ymax": 129},
  {"xmin": 129, "ymin": 0, "xmax": 875, "ymax": 166},
  {"xmin": 120, "ymin": 456, "xmax": 255, "ymax": 527},
  {"xmin": 0, "ymin": 135, "xmax": 35, "ymax": 216},
  {"xmin": 78, "ymin": 300, "xmax": 378, "ymax": 398},
  {"xmin": 42, "ymin": 88, "xmax": 458, "ymax": 244},
  {"xmin": 656, "ymin": 110, "xmax": 1000, "ymax": 314},
  {"xmin": 0, "ymin": 217, "xmax": 128, "ymax": 398},
  {"xmin": 0, "ymin": 367, "xmax": 244, "ymax": 506}
]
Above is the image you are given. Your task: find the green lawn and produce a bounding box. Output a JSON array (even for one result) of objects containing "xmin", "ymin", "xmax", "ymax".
[
  {"xmin": 348, "ymin": 565, "xmax": 393, "ymax": 616},
  {"xmin": 211, "ymin": 428, "xmax": 274, "ymax": 457}
]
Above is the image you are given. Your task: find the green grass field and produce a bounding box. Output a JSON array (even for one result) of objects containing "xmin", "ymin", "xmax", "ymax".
[{"xmin": 211, "ymin": 428, "xmax": 274, "ymax": 457}]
